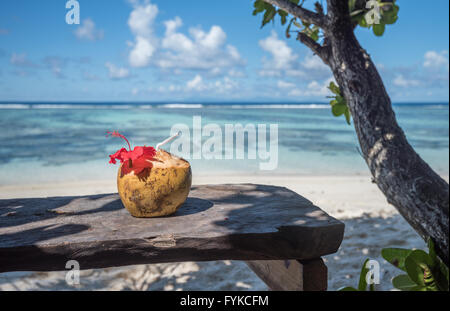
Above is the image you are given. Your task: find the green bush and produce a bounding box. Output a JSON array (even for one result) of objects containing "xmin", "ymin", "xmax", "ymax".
[{"xmin": 338, "ymin": 238, "xmax": 449, "ymax": 291}]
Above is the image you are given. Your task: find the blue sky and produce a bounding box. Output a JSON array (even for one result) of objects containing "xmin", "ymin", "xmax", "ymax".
[{"xmin": 0, "ymin": 0, "xmax": 448, "ymax": 102}]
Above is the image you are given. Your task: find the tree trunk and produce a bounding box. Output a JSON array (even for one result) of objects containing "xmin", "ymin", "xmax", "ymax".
[{"xmin": 325, "ymin": 0, "xmax": 449, "ymax": 264}]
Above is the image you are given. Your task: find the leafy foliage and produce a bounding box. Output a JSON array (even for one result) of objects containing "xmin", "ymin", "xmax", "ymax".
[
  {"xmin": 327, "ymin": 82, "xmax": 351, "ymax": 125},
  {"xmin": 253, "ymin": 0, "xmax": 294, "ymax": 28},
  {"xmin": 349, "ymin": 0, "xmax": 400, "ymax": 36},
  {"xmin": 253, "ymin": 1, "xmax": 399, "ymax": 37},
  {"xmin": 339, "ymin": 238, "xmax": 449, "ymax": 291},
  {"xmin": 383, "ymin": 238, "xmax": 449, "ymax": 291},
  {"xmin": 253, "ymin": 0, "xmax": 321, "ymax": 42}
]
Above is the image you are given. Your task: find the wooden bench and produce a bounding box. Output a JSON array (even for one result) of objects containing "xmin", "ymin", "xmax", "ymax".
[{"xmin": 0, "ymin": 184, "xmax": 344, "ymax": 291}]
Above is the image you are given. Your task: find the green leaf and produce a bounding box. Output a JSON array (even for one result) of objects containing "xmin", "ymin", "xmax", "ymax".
[
  {"xmin": 404, "ymin": 250, "xmax": 434, "ymax": 287},
  {"xmin": 358, "ymin": 15, "xmax": 369, "ymax": 28},
  {"xmin": 372, "ymin": 23, "xmax": 385, "ymax": 36},
  {"xmin": 344, "ymin": 108, "xmax": 351, "ymax": 125},
  {"xmin": 351, "ymin": 12, "xmax": 365, "ymax": 24},
  {"xmin": 338, "ymin": 286, "xmax": 358, "ymax": 291},
  {"xmin": 358, "ymin": 258, "xmax": 370, "ymax": 291},
  {"xmin": 332, "ymin": 103, "xmax": 347, "ymax": 117},
  {"xmin": 392, "ymin": 274, "xmax": 420, "ymax": 291},
  {"xmin": 302, "ymin": 25, "xmax": 319, "ymax": 42},
  {"xmin": 348, "ymin": 0, "xmax": 357, "ymax": 12},
  {"xmin": 381, "ymin": 248, "xmax": 413, "ymax": 271},
  {"xmin": 335, "ymin": 94, "xmax": 345, "ymax": 104},
  {"xmin": 427, "ymin": 238, "xmax": 449, "ymax": 291},
  {"xmin": 382, "ymin": 4, "xmax": 400, "ymax": 25},
  {"xmin": 427, "ymin": 238, "xmax": 437, "ymax": 265},
  {"xmin": 253, "ymin": 0, "xmax": 266, "ymax": 15},
  {"xmin": 436, "ymin": 260, "xmax": 449, "ymax": 291},
  {"xmin": 381, "ymin": 11, "xmax": 398, "ymax": 25},
  {"xmin": 278, "ymin": 10, "xmax": 288, "ymax": 25},
  {"xmin": 261, "ymin": 6, "xmax": 276, "ymax": 28},
  {"xmin": 327, "ymin": 82, "xmax": 351, "ymax": 125},
  {"xmin": 310, "ymin": 26, "xmax": 320, "ymax": 41},
  {"xmin": 328, "ymin": 81, "xmax": 341, "ymax": 95}
]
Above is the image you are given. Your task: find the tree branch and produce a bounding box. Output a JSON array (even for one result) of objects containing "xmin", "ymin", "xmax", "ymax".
[
  {"xmin": 297, "ymin": 32, "xmax": 330, "ymax": 65},
  {"xmin": 262, "ymin": 0, "xmax": 327, "ymax": 30}
]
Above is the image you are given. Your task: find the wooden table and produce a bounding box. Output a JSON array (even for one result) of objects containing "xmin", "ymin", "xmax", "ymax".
[{"xmin": 0, "ymin": 184, "xmax": 344, "ymax": 291}]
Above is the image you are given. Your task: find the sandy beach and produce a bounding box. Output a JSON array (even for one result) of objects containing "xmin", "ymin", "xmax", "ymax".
[
  {"xmin": 1, "ymin": 0, "xmax": 448, "ymax": 295},
  {"xmin": 1, "ymin": 174, "xmax": 443, "ymax": 291}
]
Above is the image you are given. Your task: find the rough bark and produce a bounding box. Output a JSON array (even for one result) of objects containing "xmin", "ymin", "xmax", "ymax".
[
  {"xmin": 262, "ymin": 0, "xmax": 449, "ymax": 264},
  {"xmin": 325, "ymin": 0, "xmax": 448, "ymax": 265}
]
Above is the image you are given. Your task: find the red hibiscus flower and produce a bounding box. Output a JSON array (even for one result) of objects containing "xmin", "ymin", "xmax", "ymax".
[{"xmin": 107, "ymin": 131, "xmax": 156, "ymax": 177}]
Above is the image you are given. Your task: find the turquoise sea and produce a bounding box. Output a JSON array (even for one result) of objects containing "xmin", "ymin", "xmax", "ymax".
[{"xmin": 0, "ymin": 103, "xmax": 448, "ymax": 186}]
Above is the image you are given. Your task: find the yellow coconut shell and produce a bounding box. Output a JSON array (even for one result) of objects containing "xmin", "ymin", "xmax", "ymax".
[{"xmin": 117, "ymin": 149, "xmax": 192, "ymax": 218}]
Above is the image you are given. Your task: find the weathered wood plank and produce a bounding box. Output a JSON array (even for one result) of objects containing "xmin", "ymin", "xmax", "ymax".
[
  {"xmin": 246, "ymin": 258, "xmax": 327, "ymax": 291},
  {"xmin": 0, "ymin": 184, "xmax": 344, "ymax": 272}
]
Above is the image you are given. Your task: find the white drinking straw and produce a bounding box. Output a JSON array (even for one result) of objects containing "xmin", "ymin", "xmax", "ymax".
[{"xmin": 156, "ymin": 131, "xmax": 181, "ymax": 151}]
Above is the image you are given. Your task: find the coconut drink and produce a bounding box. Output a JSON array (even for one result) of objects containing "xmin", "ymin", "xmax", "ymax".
[{"xmin": 107, "ymin": 131, "xmax": 192, "ymax": 218}]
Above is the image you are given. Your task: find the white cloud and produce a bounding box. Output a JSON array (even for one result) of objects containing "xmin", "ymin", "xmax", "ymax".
[
  {"xmin": 258, "ymin": 31, "xmax": 330, "ymax": 80},
  {"xmin": 257, "ymin": 31, "xmax": 334, "ymax": 99},
  {"xmin": 302, "ymin": 54, "xmax": 329, "ymax": 71},
  {"xmin": 276, "ymin": 77, "xmax": 334, "ymax": 97},
  {"xmin": 306, "ymin": 79, "xmax": 333, "ymax": 96},
  {"xmin": 129, "ymin": 36, "xmax": 156, "ymax": 68},
  {"xmin": 383, "ymin": 51, "xmax": 449, "ymax": 94},
  {"xmin": 74, "ymin": 19, "xmax": 104, "ymax": 41},
  {"xmin": 186, "ymin": 74, "xmax": 204, "ymax": 91},
  {"xmin": 423, "ymin": 50, "xmax": 449, "ymax": 71},
  {"xmin": 277, "ymin": 80, "xmax": 296, "ymax": 89},
  {"xmin": 227, "ymin": 69, "xmax": 246, "ymax": 78},
  {"xmin": 105, "ymin": 62, "xmax": 130, "ymax": 79},
  {"xmin": 156, "ymin": 17, "xmax": 243, "ymax": 70},
  {"xmin": 215, "ymin": 77, "xmax": 238, "ymax": 93},
  {"xmin": 126, "ymin": 2, "xmax": 243, "ymax": 72},
  {"xmin": 181, "ymin": 74, "xmax": 238, "ymax": 93},
  {"xmin": 393, "ymin": 74, "xmax": 420, "ymax": 88},
  {"xmin": 128, "ymin": 2, "xmax": 158, "ymax": 38},
  {"xmin": 127, "ymin": 1, "xmax": 158, "ymax": 67},
  {"xmin": 259, "ymin": 31, "xmax": 297, "ymax": 71}
]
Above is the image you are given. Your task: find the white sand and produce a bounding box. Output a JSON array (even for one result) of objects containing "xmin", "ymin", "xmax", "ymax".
[{"xmin": 1, "ymin": 174, "xmax": 445, "ymax": 291}]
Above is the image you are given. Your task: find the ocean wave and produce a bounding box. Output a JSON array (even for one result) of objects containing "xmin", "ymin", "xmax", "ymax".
[
  {"xmin": 30, "ymin": 104, "xmax": 110, "ymax": 109},
  {"xmin": 0, "ymin": 104, "xmax": 31, "ymax": 109},
  {"xmin": 158, "ymin": 103, "xmax": 204, "ymax": 108},
  {"xmin": 0, "ymin": 103, "xmax": 447, "ymax": 110},
  {"xmin": 228, "ymin": 104, "xmax": 329, "ymax": 109}
]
